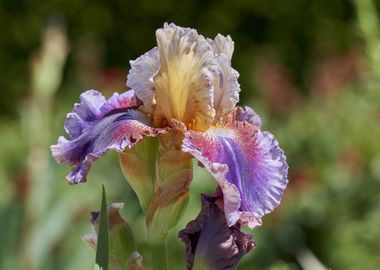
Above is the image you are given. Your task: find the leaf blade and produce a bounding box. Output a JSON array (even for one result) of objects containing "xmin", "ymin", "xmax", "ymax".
[{"xmin": 95, "ymin": 185, "xmax": 109, "ymax": 270}]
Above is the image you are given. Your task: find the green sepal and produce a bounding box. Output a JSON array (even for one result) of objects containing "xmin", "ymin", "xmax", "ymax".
[
  {"xmin": 120, "ymin": 136, "xmax": 158, "ymax": 213},
  {"xmin": 146, "ymin": 147, "xmax": 193, "ymax": 244}
]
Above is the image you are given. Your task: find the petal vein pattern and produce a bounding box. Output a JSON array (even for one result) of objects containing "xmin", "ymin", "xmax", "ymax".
[
  {"xmin": 153, "ymin": 23, "xmax": 218, "ymax": 130},
  {"xmin": 51, "ymin": 90, "xmax": 167, "ymax": 184},
  {"xmin": 182, "ymin": 120, "xmax": 288, "ymax": 228}
]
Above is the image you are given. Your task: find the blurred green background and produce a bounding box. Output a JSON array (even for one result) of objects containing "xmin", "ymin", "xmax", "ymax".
[{"xmin": 1, "ymin": 0, "xmax": 380, "ymax": 269}]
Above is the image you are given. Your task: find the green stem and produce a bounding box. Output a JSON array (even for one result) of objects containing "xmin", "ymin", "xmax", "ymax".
[{"xmin": 150, "ymin": 240, "xmax": 168, "ymax": 270}]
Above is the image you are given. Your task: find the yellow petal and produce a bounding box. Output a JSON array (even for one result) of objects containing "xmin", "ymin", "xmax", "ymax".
[{"xmin": 153, "ymin": 24, "xmax": 218, "ymax": 131}]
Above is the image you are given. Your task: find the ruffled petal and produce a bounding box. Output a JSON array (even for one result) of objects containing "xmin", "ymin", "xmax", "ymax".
[
  {"xmin": 213, "ymin": 54, "xmax": 240, "ymax": 119},
  {"xmin": 51, "ymin": 90, "xmax": 167, "ymax": 184},
  {"xmin": 126, "ymin": 47, "xmax": 160, "ymax": 112},
  {"xmin": 178, "ymin": 196, "xmax": 255, "ymax": 270},
  {"xmin": 64, "ymin": 90, "xmax": 107, "ymax": 139},
  {"xmin": 235, "ymin": 106, "xmax": 261, "ymax": 128},
  {"xmin": 207, "ymin": 34, "xmax": 240, "ymax": 120},
  {"xmin": 182, "ymin": 119, "xmax": 288, "ymax": 228},
  {"xmin": 209, "ymin": 34, "xmax": 234, "ymax": 60},
  {"xmin": 153, "ymin": 23, "xmax": 219, "ymax": 131},
  {"xmin": 100, "ymin": 91, "xmax": 142, "ymax": 115}
]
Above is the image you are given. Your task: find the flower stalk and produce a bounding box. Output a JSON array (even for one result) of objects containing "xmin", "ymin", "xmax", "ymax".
[{"xmin": 150, "ymin": 240, "xmax": 168, "ymax": 270}]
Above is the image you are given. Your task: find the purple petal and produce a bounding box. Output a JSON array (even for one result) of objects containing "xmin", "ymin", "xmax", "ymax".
[
  {"xmin": 51, "ymin": 90, "xmax": 167, "ymax": 184},
  {"xmin": 182, "ymin": 119, "xmax": 288, "ymax": 228},
  {"xmin": 64, "ymin": 90, "xmax": 106, "ymax": 139},
  {"xmin": 235, "ymin": 106, "xmax": 261, "ymax": 128},
  {"xmin": 100, "ymin": 91, "xmax": 142, "ymax": 115},
  {"xmin": 178, "ymin": 196, "xmax": 255, "ymax": 270}
]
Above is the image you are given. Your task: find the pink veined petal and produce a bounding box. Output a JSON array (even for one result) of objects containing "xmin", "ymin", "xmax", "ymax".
[
  {"xmin": 100, "ymin": 91, "xmax": 142, "ymax": 115},
  {"xmin": 64, "ymin": 90, "xmax": 142, "ymax": 139},
  {"xmin": 235, "ymin": 106, "xmax": 261, "ymax": 128},
  {"xmin": 182, "ymin": 119, "xmax": 288, "ymax": 228},
  {"xmin": 51, "ymin": 90, "xmax": 167, "ymax": 184}
]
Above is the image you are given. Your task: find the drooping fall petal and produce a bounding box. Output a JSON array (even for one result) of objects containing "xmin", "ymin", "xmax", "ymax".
[
  {"xmin": 51, "ymin": 90, "xmax": 167, "ymax": 184},
  {"xmin": 179, "ymin": 196, "xmax": 255, "ymax": 270},
  {"xmin": 235, "ymin": 106, "xmax": 261, "ymax": 128},
  {"xmin": 182, "ymin": 117, "xmax": 288, "ymax": 228}
]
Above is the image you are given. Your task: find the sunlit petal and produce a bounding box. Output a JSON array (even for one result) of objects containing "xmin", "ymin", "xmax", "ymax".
[
  {"xmin": 209, "ymin": 34, "xmax": 235, "ymax": 61},
  {"xmin": 127, "ymin": 47, "xmax": 160, "ymax": 112},
  {"xmin": 153, "ymin": 23, "xmax": 218, "ymax": 131},
  {"xmin": 213, "ymin": 54, "xmax": 240, "ymax": 119},
  {"xmin": 182, "ymin": 118, "xmax": 288, "ymax": 228},
  {"xmin": 207, "ymin": 34, "xmax": 240, "ymax": 120},
  {"xmin": 235, "ymin": 106, "xmax": 261, "ymax": 128},
  {"xmin": 51, "ymin": 90, "xmax": 167, "ymax": 184}
]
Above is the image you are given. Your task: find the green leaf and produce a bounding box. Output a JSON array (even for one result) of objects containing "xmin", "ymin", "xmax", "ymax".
[{"xmin": 95, "ymin": 185, "xmax": 109, "ymax": 270}]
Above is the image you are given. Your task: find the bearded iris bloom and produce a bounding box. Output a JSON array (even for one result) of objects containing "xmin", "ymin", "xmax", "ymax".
[{"xmin": 51, "ymin": 23, "xmax": 288, "ymax": 235}]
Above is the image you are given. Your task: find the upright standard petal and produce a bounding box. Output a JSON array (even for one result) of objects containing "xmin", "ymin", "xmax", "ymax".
[
  {"xmin": 179, "ymin": 196, "xmax": 255, "ymax": 270},
  {"xmin": 213, "ymin": 54, "xmax": 240, "ymax": 120},
  {"xmin": 127, "ymin": 47, "xmax": 160, "ymax": 112},
  {"xmin": 207, "ymin": 34, "xmax": 240, "ymax": 120},
  {"xmin": 182, "ymin": 118, "xmax": 288, "ymax": 228},
  {"xmin": 209, "ymin": 34, "xmax": 235, "ymax": 60},
  {"xmin": 51, "ymin": 90, "xmax": 167, "ymax": 184},
  {"xmin": 153, "ymin": 23, "xmax": 219, "ymax": 131}
]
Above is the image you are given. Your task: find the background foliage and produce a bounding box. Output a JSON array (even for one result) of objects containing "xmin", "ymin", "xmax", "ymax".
[{"xmin": 0, "ymin": 0, "xmax": 380, "ymax": 269}]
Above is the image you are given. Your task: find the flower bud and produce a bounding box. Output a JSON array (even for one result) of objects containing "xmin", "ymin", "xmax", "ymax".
[
  {"xmin": 179, "ymin": 196, "xmax": 255, "ymax": 270},
  {"xmin": 82, "ymin": 203, "xmax": 138, "ymax": 268}
]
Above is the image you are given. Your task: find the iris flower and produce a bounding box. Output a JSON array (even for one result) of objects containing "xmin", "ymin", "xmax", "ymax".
[{"xmin": 51, "ymin": 23, "xmax": 288, "ymax": 229}]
